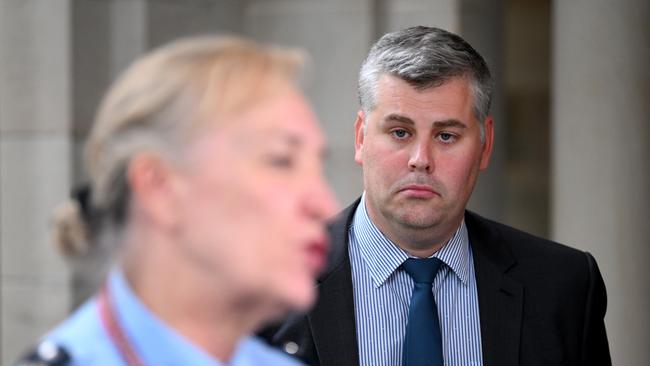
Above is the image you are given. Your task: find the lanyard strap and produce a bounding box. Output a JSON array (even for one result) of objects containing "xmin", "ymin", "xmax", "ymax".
[{"xmin": 98, "ymin": 284, "xmax": 145, "ymax": 366}]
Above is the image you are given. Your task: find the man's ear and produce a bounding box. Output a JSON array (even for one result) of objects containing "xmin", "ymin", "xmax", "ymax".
[
  {"xmin": 127, "ymin": 153, "xmax": 179, "ymax": 230},
  {"xmin": 479, "ymin": 116, "xmax": 494, "ymax": 170},
  {"xmin": 354, "ymin": 110, "xmax": 366, "ymax": 165}
]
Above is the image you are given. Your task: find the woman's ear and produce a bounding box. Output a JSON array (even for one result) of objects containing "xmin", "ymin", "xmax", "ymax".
[{"xmin": 127, "ymin": 153, "xmax": 181, "ymax": 230}]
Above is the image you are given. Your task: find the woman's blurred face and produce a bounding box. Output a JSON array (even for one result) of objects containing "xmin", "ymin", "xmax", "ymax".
[{"xmin": 174, "ymin": 85, "xmax": 338, "ymax": 315}]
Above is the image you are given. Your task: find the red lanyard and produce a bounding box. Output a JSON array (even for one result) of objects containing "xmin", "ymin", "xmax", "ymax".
[{"xmin": 98, "ymin": 284, "xmax": 145, "ymax": 366}]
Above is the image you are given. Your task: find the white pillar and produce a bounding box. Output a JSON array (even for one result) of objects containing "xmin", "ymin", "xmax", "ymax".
[
  {"xmin": 0, "ymin": 0, "xmax": 72, "ymax": 363},
  {"xmin": 552, "ymin": 1, "xmax": 650, "ymax": 364}
]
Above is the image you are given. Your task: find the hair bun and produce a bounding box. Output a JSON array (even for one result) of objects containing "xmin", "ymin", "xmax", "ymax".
[{"xmin": 50, "ymin": 200, "xmax": 90, "ymax": 258}]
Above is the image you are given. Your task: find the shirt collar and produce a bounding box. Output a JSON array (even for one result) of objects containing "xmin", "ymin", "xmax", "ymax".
[
  {"xmin": 435, "ymin": 219, "xmax": 470, "ymax": 285},
  {"xmin": 109, "ymin": 269, "xmax": 223, "ymax": 366},
  {"xmin": 352, "ymin": 194, "xmax": 471, "ymax": 288},
  {"xmin": 109, "ymin": 270, "xmax": 302, "ymax": 366}
]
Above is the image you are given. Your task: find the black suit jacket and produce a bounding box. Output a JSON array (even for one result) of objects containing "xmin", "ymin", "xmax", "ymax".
[{"xmin": 262, "ymin": 199, "xmax": 611, "ymax": 366}]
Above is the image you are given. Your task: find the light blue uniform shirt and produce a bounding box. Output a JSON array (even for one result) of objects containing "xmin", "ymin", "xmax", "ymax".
[
  {"xmin": 350, "ymin": 195, "xmax": 483, "ymax": 366},
  {"xmin": 44, "ymin": 270, "xmax": 302, "ymax": 366}
]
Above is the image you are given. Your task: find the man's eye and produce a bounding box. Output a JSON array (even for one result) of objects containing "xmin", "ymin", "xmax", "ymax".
[
  {"xmin": 438, "ymin": 132, "xmax": 456, "ymax": 143},
  {"xmin": 391, "ymin": 129, "xmax": 410, "ymax": 139}
]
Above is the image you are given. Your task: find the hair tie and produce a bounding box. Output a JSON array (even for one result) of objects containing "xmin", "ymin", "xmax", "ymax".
[{"xmin": 72, "ymin": 184, "xmax": 92, "ymax": 220}]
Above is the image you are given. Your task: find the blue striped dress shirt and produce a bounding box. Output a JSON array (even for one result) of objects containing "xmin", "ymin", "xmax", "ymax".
[{"xmin": 349, "ymin": 195, "xmax": 483, "ymax": 366}]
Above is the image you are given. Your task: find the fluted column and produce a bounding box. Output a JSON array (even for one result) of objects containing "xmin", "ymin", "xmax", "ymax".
[
  {"xmin": 552, "ymin": 0, "xmax": 650, "ymax": 364},
  {"xmin": 461, "ymin": 0, "xmax": 506, "ymax": 221},
  {"xmin": 0, "ymin": 1, "xmax": 72, "ymax": 363}
]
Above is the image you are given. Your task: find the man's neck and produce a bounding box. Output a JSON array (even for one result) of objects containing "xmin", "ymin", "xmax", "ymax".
[{"xmin": 364, "ymin": 203, "xmax": 462, "ymax": 258}]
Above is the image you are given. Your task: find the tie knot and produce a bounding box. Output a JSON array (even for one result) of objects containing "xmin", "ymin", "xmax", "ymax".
[{"xmin": 402, "ymin": 257, "xmax": 442, "ymax": 284}]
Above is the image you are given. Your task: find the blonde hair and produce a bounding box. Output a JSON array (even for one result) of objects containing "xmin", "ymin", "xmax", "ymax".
[{"xmin": 52, "ymin": 35, "xmax": 305, "ymax": 257}]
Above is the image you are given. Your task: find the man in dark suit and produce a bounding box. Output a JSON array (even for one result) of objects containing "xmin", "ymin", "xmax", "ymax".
[{"xmin": 263, "ymin": 26, "xmax": 610, "ymax": 366}]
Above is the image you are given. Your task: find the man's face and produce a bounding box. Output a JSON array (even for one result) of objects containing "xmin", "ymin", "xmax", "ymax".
[
  {"xmin": 354, "ymin": 75, "xmax": 493, "ymax": 253},
  {"xmin": 174, "ymin": 86, "xmax": 337, "ymax": 315}
]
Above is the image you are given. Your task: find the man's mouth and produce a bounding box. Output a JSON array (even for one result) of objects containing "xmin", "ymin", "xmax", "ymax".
[{"xmin": 398, "ymin": 184, "xmax": 440, "ymax": 199}]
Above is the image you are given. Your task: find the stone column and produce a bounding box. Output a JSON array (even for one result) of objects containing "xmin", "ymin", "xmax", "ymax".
[
  {"xmin": 552, "ymin": 0, "xmax": 650, "ymax": 364},
  {"xmin": 461, "ymin": 0, "xmax": 506, "ymax": 222},
  {"xmin": 147, "ymin": 0, "xmax": 245, "ymax": 48},
  {"xmin": 244, "ymin": 0, "xmax": 375, "ymax": 204},
  {"xmin": 68, "ymin": 0, "xmax": 149, "ymax": 308},
  {"xmin": 378, "ymin": 0, "xmax": 460, "ymax": 34},
  {"xmin": 0, "ymin": 0, "xmax": 72, "ymax": 363}
]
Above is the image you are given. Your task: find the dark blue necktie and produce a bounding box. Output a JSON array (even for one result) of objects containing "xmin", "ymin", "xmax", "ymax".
[{"xmin": 402, "ymin": 257, "xmax": 444, "ymax": 366}]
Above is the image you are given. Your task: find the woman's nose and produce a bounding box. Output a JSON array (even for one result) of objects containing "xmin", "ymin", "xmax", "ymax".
[{"xmin": 303, "ymin": 175, "xmax": 339, "ymax": 221}]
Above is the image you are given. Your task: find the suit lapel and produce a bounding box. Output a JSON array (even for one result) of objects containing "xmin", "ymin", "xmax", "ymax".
[
  {"xmin": 307, "ymin": 205, "xmax": 524, "ymax": 366},
  {"xmin": 466, "ymin": 212, "xmax": 524, "ymax": 366},
  {"xmin": 308, "ymin": 201, "xmax": 360, "ymax": 366}
]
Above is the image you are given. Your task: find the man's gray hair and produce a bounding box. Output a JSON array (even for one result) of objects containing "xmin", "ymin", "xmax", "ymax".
[{"xmin": 358, "ymin": 26, "xmax": 493, "ymax": 139}]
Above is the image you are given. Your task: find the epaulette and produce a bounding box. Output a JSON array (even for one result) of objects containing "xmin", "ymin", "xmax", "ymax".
[{"xmin": 13, "ymin": 340, "xmax": 71, "ymax": 366}]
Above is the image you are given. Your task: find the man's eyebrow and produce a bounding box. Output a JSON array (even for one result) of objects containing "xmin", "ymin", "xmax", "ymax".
[
  {"xmin": 384, "ymin": 113, "xmax": 415, "ymax": 125},
  {"xmin": 433, "ymin": 119, "xmax": 467, "ymax": 129},
  {"xmin": 383, "ymin": 114, "xmax": 467, "ymax": 129}
]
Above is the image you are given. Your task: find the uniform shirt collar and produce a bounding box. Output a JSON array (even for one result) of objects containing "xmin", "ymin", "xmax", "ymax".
[
  {"xmin": 352, "ymin": 194, "xmax": 471, "ymax": 288},
  {"xmin": 109, "ymin": 269, "xmax": 224, "ymax": 366}
]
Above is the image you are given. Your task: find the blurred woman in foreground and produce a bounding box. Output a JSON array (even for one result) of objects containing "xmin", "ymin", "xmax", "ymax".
[{"xmin": 18, "ymin": 35, "xmax": 337, "ymax": 365}]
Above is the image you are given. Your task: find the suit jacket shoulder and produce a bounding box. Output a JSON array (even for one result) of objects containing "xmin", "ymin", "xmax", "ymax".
[{"xmin": 465, "ymin": 211, "xmax": 611, "ymax": 366}]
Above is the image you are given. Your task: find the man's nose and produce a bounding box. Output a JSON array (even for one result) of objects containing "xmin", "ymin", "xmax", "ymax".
[{"xmin": 408, "ymin": 139, "xmax": 433, "ymax": 173}]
